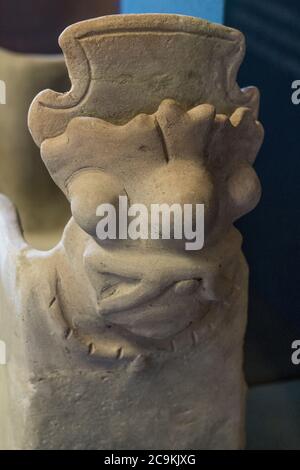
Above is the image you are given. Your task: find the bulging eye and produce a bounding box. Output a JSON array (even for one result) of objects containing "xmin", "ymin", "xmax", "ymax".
[
  {"xmin": 228, "ymin": 165, "xmax": 261, "ymax": 220},
  {"xmin": 67, "ymin": 170, "xmax": 124, "ymax": 236}
]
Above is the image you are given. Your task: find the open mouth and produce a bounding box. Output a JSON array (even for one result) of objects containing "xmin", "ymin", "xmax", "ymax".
[
  {"xmin": 101, "ymin": 292, "xmax": 207, "ymax": 340},
  {"xmin": 98, "ymin": 278, "xmax": 205, "ymax": 340},
  {"xmin": 82, "ymin": 228, "xmax": 241, "ymax": 339}
]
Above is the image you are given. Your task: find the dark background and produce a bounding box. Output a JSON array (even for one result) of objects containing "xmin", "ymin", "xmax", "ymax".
[{"xmin": 226, "ymin": 0, "xmax": 300, "ymax": 385}]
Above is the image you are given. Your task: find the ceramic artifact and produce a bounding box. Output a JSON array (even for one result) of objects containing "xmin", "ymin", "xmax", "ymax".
[{"xmin": 0, "ymin": 14, "xmax": 263, "ymax": 450}]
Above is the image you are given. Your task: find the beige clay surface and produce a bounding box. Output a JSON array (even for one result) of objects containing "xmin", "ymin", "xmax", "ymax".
[{"xmin": 0, "ymin": 14, "xmax": 263, "ymax": 449}]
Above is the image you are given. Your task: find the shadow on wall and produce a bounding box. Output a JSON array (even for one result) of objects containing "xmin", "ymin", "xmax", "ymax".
[{"xmin": 226, "ymin": 0, "xmax": 300, "ymax": 385}]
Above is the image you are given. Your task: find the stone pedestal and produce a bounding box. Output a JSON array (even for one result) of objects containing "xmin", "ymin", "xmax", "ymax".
[{"xmin": 0, "ymin": 14, "xmax": 263, "ymax": 450}]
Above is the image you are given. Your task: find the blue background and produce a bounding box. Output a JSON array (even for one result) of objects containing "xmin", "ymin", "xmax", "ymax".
[{"xmin": 121, "ymin": 0, "xmax": 224, "ymax": 23}]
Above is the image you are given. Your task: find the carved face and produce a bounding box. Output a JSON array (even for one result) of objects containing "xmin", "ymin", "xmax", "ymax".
[{"xmin": 40, "ymin": 100, "xmax": 263, "ymax": 341}]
